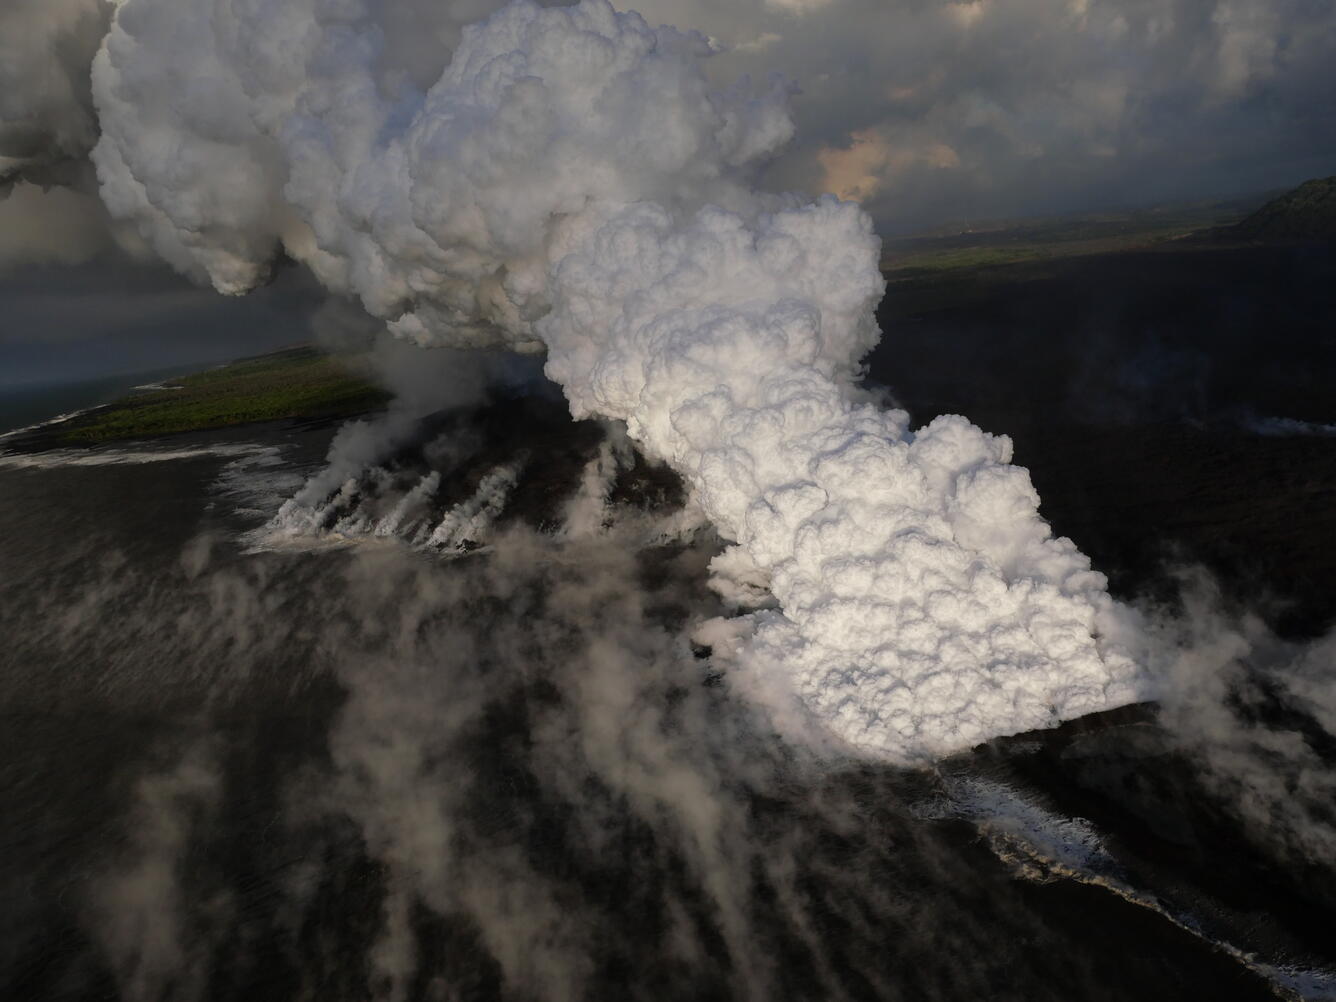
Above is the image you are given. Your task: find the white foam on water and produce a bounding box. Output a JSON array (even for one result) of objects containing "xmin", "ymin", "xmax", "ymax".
[
  {"xmin": 924, "ymin": 776, "xmax": 1336, "ymax": 1002},
  {"xmin": 211, "ymin": 446, "xmax": 307, "ymax": 520},
  {"xmin": 0, "ymin": 442, "xmax": 272, "ymax": 470},
  {"xmin": 1245, "ymin": 416, "xmax": 1336, "ymax": 438}
]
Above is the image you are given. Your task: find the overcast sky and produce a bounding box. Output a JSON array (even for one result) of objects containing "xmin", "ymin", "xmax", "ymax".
[
  {"xmin": 2, "ymin": 0, "xmax": 1334, "ymax": 389},
  {"xmin": 0, "ymin": 262, "xmax": 327, "ymax": 391},
  {"xmin": 632, "ymin": 0, "xmax": 1336, "ymax": 229}
]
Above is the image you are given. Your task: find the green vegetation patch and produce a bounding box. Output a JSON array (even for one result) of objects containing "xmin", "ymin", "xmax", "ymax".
[
  {"xmin": 62, "ymin": 346, "xmax": 390, "ymax": 443},
  {"xmin": 1234, "ymin": 176, "xmax": 1336, "ymax": 241}
]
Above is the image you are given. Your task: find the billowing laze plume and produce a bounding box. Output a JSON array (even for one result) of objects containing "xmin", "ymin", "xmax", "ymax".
[{"xmin": 46, "ymin": 0, "xmax": 1149, "ymax": 758}]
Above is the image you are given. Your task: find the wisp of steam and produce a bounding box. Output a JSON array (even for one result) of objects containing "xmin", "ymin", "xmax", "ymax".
[{"xmin": 17, "ymin": 0, "xmax": 1148, "ymax": 759}]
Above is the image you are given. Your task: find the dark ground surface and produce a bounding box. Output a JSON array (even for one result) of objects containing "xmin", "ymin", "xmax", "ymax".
[
  {"xmin": 2, "ymin": 237, "xmax": 1334, "ymax": 1002},
  {"xmin": 1, "ymin": 416, "xmax": 1306, "ymax": 1002},
  {"xmin": 871, "ymin": 240, "xmax": 1336, "ymax": 637}
]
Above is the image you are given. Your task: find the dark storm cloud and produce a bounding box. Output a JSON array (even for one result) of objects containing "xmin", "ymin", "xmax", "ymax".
[
  {"xmin": 0, "ymin": 262, "xmax": 327, "ymax": 389},
  {"xmin": 634, "ymin": 0, "xmax": 1336, "ymax": 229}
]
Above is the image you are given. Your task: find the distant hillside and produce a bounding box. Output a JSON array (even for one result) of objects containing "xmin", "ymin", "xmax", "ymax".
[
  {"xmin": 881, "ymin": 193, "xmax": 1266, "ymax": 274},
  {"xmin": 1233, "ymin": 176, "xmax": 1336, "ymax": 241}
]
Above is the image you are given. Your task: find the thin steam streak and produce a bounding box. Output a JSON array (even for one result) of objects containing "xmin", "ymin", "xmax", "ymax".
[
  {"xmin": 559, "ymin": 426, "xmax": 632, "ymax": 539},
  {"xmin": 425, "ymin": 461, "xmax": 522, "ymax": 550},
  {"xmin": 80, "ymin": 0, "xmax": 1145, "ymax": 758},
  {"xmin": 85, "ymin": 738, "xmax": 227, "ymax": 1002}
]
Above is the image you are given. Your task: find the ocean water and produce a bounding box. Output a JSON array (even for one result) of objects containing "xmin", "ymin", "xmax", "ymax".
[
  {"xmin": 0, "ymin": 367, "xmax": 194, "ymax": 437},
  {"xmin": 1, "ymin": 398, "xmax": 1333, "ymax": 1002}
]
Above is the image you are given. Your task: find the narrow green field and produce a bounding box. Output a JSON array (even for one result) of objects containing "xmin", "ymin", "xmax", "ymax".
[{"xmin": 61, "ymin": 346, "xmax": 390, "ymax": 443}]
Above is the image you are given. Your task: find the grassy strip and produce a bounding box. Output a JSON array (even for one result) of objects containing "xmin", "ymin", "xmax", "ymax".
[{"xmin": 61, "ymin": 346, "xmax": 391, "ymax": 443}]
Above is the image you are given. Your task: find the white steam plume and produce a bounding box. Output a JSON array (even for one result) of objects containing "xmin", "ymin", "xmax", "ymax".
[{"xmin": 84, "ymin": 0, "xmax": 1144, "ymax": 759}]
